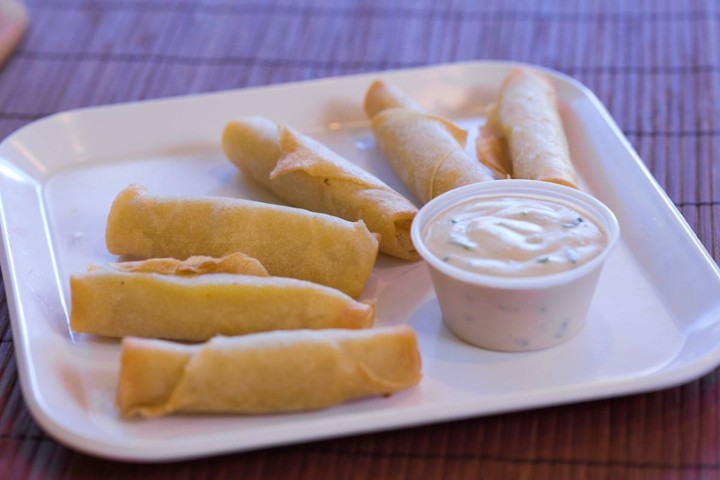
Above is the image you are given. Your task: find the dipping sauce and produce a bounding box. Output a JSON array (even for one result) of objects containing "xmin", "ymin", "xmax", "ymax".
[
  {"xmin": 412, "ymin": 180, "xmax": 619, "ymax": 352},
  {"xmin": 422, "ymin": 195, "xmax": 608, "ymax": 278}
]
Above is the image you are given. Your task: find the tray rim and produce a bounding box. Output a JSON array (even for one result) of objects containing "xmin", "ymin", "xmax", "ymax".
[{"xmin": 2, "ymin": 60, "xmax": 720, "ymax": 462}]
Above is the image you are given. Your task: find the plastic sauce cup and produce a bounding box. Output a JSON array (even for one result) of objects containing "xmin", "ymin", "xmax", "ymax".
[{"xmin": 411, "ymin": 179, "xmax": 620, "ymax": 352}]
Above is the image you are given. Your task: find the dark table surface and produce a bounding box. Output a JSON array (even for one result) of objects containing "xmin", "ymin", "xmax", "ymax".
[{"xmin": 1, "ymin": 0, "xmax": 719, "ymax": 478}]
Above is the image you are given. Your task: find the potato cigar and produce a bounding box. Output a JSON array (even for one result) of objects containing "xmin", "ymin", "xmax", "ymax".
[
  {"xmin": 71, "ymin": 268, "xmax": 375, "ymax": 341},
  {"xmin": 365, "ymin": 79, "xmax": 493, "ymax": 204},
  {"xmin": 105, "ymin": 185, "xmax": 379, "ymax": 298},
  {"xmin": 478, "ymin": 68, "xmax": 578, "ymax": 188},
  {"xmin": 117, "ymin": 326, "xmax": 422, "ymax": 417},
  {"xmin": 222, "ymin": 117, "xmax": 419, "ymax": 261}
]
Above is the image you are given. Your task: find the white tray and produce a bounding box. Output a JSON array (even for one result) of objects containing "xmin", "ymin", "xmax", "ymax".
[{"xmin": 1, "ymin": 61, "xmax": 719, "ymax": 462}]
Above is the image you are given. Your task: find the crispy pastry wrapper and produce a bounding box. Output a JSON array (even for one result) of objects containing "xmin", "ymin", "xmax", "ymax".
[
  {"xmin": 70, "ymin": 268, "xmax": 375, "ymax": 341},
  {"xmin": 222, "ymin": 117, "xmax": 419, "ymax": 261},
  {"xmin": 365, "ymin": 80, "xmax": 493, "ymax": 204},
  {"xmin": 110, "ymin": 252, "xmax": 269, "ymax": 277},
  {"xmin": 475, "ymin": 120, "xmax": 512, "ymax": 179},
  {"xmin": 117, "ymin": 326, "xmax": 422, "ymax": 417},
  {"xmin": 105, "ymin": 185, "xmax": 379, "ymax": 298},
  {"xmin": 479, "ymin": 68, "xmax": 578, "ymax": 188},
  {"xmin": 364, "ymin": 79, "xmax": 426, "ymax": 118}
]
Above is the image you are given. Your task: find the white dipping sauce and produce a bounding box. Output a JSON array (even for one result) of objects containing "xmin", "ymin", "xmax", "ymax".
[
  {"xmin": 412, "ymin": 180, "xmax": 620, "ymax": 352},
  {"xmin": 423, "ymin": 195, "xmax": 607, "ymax": 278}
]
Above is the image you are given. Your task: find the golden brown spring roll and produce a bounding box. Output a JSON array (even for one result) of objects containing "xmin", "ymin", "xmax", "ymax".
[
  {"xmin": 222, "ymin": 117, "xmax": 419, "ymax": 261},
  {"xmin": 105, "ymin": 185, "xmax": 379, "ymax": 298},
  {"xmin": 365, "ymin": 80, "xmax": 493, "ymax": 204},
  {"xmin": 70, "ymin": 268, "xmax": 374, "ymax": 341},
  {"xmin": 111, "ymin": 252, "xmax": 269, "ymax": 277},
  {"xmin": 117, "ymin": 326, "xmax": 422, "ymax": 417},
  {"xmin": 479, "ymin": 68, "xmax": 578, "ymax": 188}
]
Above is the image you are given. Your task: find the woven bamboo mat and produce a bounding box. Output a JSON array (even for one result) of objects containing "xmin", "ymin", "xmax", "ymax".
[{"xmin": 0, "ymin": 0, "xmax": 718, "ymax": 478}]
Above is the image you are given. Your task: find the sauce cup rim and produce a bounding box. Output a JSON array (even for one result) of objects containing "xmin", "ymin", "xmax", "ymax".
[{"xmin": 411, "ymin": 179, "xmax": 620, "ymax": 289}]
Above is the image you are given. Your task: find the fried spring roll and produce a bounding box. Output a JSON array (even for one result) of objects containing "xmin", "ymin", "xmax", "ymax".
[
  {"xmin": 105, "ymin": 185, "xmax": 379, "ymax": 298},
  {"xmin": 365, "ymin": 80, "xmax": 493, "ymax": 204},
  {"xmin": 222, "ymin": 117, "xmax": 419, "ymax": 261},
  {"xmin": 479, "ymin": 68, "xmax": 578, "ymax": 188},
  {"xmin": 117, "ymin": 326, "xmax": 422, "ymax": 417},
  {"xmin": 70, "ymin": 268, "xmax": 374, "ymax": 341}
]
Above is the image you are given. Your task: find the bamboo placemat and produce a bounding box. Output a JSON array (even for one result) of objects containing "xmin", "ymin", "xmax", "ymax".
[{"xmin": 0, "ymin": 1, "xmax": 718, "ymax": 478}]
